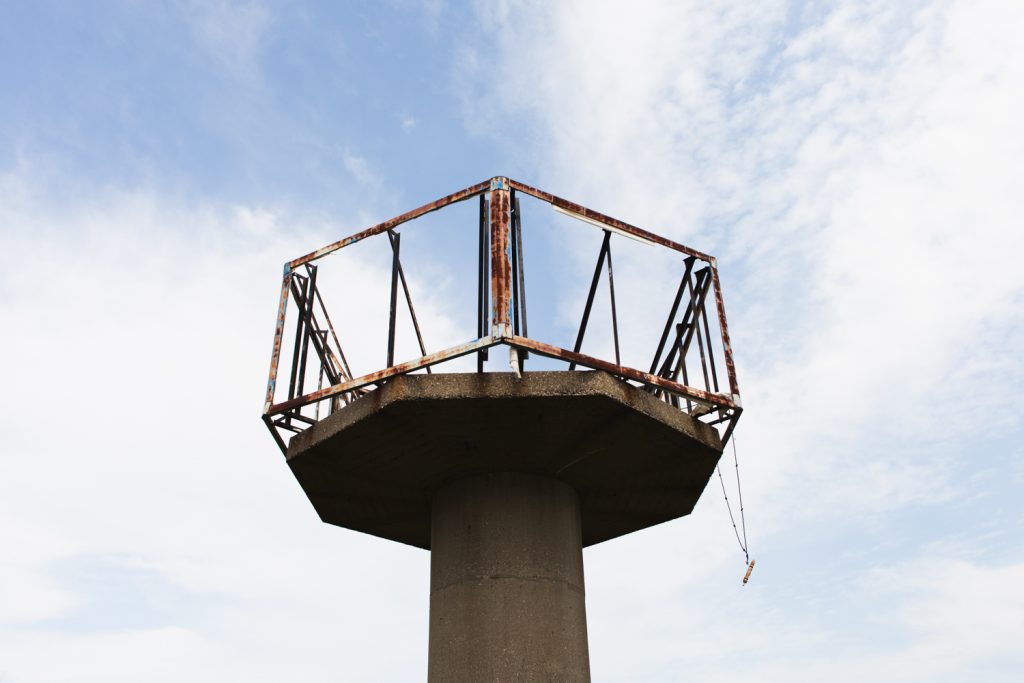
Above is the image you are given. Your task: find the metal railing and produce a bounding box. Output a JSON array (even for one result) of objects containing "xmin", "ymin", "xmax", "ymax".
[{"xmin": 262, "ymin": 177, "xmax": 742, "ymax": 454}]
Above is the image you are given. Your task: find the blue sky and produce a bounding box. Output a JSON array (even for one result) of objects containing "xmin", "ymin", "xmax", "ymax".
[
  {"xmin": 0, "ymin": 1, "xmax": 500, "ymax": 210},
  {"xmin": 1, "ymin": 1, "xmax": 1022, "ymax": 681}
]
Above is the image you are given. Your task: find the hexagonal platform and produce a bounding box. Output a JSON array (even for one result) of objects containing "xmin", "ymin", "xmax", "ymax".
[{"xmin": 286, "ymin": 371, "xmax": 724, "ymax": 549}]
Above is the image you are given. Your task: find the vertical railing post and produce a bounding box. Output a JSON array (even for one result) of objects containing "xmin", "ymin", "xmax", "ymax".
[
  {"xmin": 606, "ymin": 240, "xmax": 620, "ymax": 367},
  {"xmin": 287, "ymin": 273, "xmax": 309, "ymax": 403},
  {"xmin": 387, "ymin": 231, "xmax": 401, "ymax": 367},
  {"xmin": 296, "ymin": 264, "xmax": 318, "ymax": 400},
  {"xmin": 264, "ymin": 265, "xmax": 292, "ymax": 414},
  {"xmin": 568, "ymin": 230, "xmax": 611, "ymax": 370},
  {"xmin": 650, "ymin": 257, "xmax": 695, "ymax": 375},
  {"xmin": 512, "ymin": 192, "xmax": 529, "ymax": 361},
  {"xmin": 477, "ymin": 194, "xmax": 490, "ymax": 370},
  {"xmin": 700, "ymin": 302, "xmax": 720, "ymax": 393},
  {"xmin": 489, "ymin": 177, "xmax": 512, "ymax": 338},
  {"xmin": 510, "ymin": 190, "xmax": 521, "ymax": 336},
  {"xmin": 709, "ymin": 260, "xmax": 739, "ymax": 400}
]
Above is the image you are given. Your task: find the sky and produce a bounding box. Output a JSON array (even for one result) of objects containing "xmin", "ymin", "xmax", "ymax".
[{"xmin": 1, "ymin": 1, "xmax": 1022, "ymax": 681}]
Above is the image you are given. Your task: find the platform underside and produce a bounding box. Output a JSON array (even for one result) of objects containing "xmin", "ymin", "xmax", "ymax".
[{"xmin": 285, "ymin": 371, "xmax": 724, "ymax": 549}]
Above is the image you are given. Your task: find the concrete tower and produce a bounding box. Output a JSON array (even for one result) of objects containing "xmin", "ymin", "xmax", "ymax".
[{"xmin": 262, "ymin": 177, "xmax": 742, "ymax": 682}]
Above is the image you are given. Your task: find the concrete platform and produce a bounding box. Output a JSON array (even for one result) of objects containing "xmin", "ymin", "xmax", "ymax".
[{"xmin": 286, "ymin": 371, "xmax": 724, "ymax": 549}]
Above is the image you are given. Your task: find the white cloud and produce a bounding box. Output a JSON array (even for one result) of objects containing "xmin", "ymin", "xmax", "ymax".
[
  {"xmin": 855, "ymin": 558, "xmax": 1024, "ymax": 681},
  {"xmin": 464, "ymin": 0, "xmax": 1024, "ymax": 501},
  {"xmin": 460, "ymin": 0, "xmax": 1024, "ymax": 679},
  {"xmin": 343, "ymin": 150, "xmax": 383, "ymax": 190},
  {"xmin": 0, "ymin": 167, "xmax": 445, "ymax": 681}
]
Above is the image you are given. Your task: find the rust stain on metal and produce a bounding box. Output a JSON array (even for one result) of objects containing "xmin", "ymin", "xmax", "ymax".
[
  {"xmin": 264, "ymin": 268, "xmax": 293, "ymax": 413},
  {"xmin": 289, "ymin": 180, "xmax": 491, "ymax": 268},
  {"xmin": 312, "ymin": 284, "xmax": 353, "ymax": 380},
  {"xmin": 508, "ymin": 179, "xmax": 713, "ymax": 262},
  {"xmin": 268, "ymin": 337, "xmax": 500, "ymax": 416},
  {"xmin": 489, "ymin": 184, "xmax": 512, "ymax": 336},
  {"xmin": 508, "ymin": 336, "xmax": 737, "ymax": 410},
  {"xmin": 709, "ymin": 262, "xmax": 739, "ymax": 399}
]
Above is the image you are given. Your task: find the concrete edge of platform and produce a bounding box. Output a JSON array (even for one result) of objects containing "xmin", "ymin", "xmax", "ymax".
[{"xmin": 287, "ymin": 371, "xmax": 722, "ymax": 461}]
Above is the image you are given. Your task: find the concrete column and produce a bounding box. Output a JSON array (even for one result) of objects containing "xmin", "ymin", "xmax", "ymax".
[{"xmin": 428, "ymin": 472, "xmax": 590, "ymax": 682}]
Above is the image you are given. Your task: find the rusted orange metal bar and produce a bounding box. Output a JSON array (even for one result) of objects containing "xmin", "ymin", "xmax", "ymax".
[
  {"xmin": 289, "ymin": 179, "xmax": 491, "ymax": 268},
  {"xmin": 267, "ymin": 336, "xmax": 500, "ymax": 417},
  {"xmin": 264, "ymin": 268, "xmax": 293, "ymax": 413},
  {"xmin": 507, "ymin": 335, "xmax": 738, "ymax": 411},
  {"xmin": 507, "ymin": 178, "xmax": 713, "ymax": 261},
  {"xmin": 489, "ymin": 178, "xmax": 512, "ymax": 337},
  {"xmin": 709, "ymin": 261, "xmax": 740, "ymax": 399}
]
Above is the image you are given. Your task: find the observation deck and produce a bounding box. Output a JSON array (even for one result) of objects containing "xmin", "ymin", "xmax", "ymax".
[{"xmin": 261, "ymin": 177, "xmax": 741, "ymax": 547}]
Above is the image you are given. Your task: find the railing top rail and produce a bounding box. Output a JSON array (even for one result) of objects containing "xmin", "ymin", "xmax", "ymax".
[{"xmin": 286, "ymin": 176, "xmax": 714, "ymax": 269}]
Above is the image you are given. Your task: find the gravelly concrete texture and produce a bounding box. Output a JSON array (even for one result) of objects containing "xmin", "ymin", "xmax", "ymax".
[{"xmin": 428, "ymin": 472, "xmax": 589, "ymax": 682}]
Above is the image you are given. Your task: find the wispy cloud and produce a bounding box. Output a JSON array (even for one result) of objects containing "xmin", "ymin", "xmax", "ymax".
[
  {"xmin": 0, "ymin": 166, "xmax": 441, "ymax": 680},
  {"xmin": 342, "ymin": 150, "xmax": 383, "ymax": 190},
  {"xmin": 461, "ymin": 0, "xmax": 1024, "ymax": 678},
  {"xmin": 179, "ymin": 0, "xmax": 273, "ymax": 80},
  {"xmin": 463, "ymin": 0, "xmax": 1024, "ymax": 497}
]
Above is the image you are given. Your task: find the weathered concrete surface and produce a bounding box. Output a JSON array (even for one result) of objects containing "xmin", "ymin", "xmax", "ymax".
[
  {"xmin": 428, "ymin": 472, "xmax": 589, "ymax": 682},
  {"xmin": 287, "ymin": 371, "xmax": 723, "ymax": 548}
]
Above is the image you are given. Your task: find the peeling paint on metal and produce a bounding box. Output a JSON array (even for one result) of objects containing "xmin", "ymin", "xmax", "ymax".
[
  {"xmin": 268, "ymin": 337, "xmax": 500, "ymax": 416},
  {"xmin": 710, "ymin": 263, "xmax": 739, "ymax": 398},
  {"xmin": 507, "ymin": 335, "xmax": 737, "ymax": 410},
  {"xmin": 489, "ymin": 187, "xmax": 512, "ymax": 338},
  {"xmin": 508, "ymin": 179, "xmax": 713, "ymax": 261},
  {"xmin": 264, "ymin": 270, "xmax": 293, "ymax": 413},
  {"xmin": 288, "ymin": 180, "xmax": 491, "ymax": 268}
]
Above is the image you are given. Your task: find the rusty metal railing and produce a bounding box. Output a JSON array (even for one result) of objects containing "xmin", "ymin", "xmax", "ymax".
[{"xmin": 262, "ymin": 176, "xmax": 742, "ymax": 454}]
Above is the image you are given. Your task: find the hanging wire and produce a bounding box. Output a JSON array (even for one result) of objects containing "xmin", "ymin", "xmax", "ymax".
[
  {"xmin": 716, "ymin": 431, "xmax": 753, "ymax": 583},
  {"xmin": 716, "ymin": 462, "xmax": 747, "ymax": 562},
  {"xmin": 732, "ymin": 434, "xmax": 749, "ymax": 558}
]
